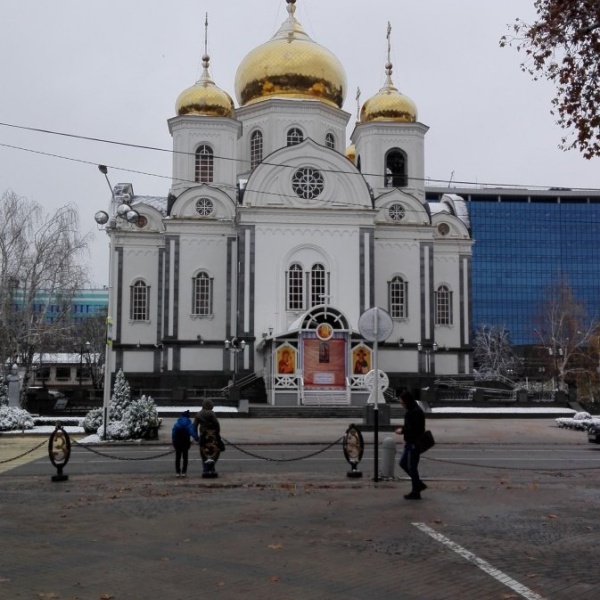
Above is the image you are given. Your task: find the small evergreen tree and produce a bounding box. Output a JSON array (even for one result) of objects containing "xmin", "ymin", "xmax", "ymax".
[{"xmin": 109, "ymin": 369, "xmax": 131, "ymax": 421}]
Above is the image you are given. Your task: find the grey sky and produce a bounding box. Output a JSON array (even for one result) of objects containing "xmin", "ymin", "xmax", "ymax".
[{"xmin": 1, "ymin": 0, "xmax": 598, "ymax": 286}]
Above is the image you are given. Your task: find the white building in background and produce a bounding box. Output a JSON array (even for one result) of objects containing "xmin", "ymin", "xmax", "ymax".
[{"xmin": 99, "ymin": 0, "xmax": 473, "ymax": 405}]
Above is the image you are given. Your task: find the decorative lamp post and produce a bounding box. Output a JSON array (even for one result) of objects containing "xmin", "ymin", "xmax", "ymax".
[
  {"xmin": 94, "ymin": 165, "xmax": 140, "ymax": 439},
  {"xmin": 417, "ymin": 341, "xmax": 438, "ymax": 374},
  {"xmin": 225, "ymin": 337, "xmax": 246, "ymax": 385}
]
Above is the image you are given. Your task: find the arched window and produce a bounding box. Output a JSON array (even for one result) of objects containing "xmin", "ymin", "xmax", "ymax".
[
  {"xmin": 435, "ymin": 285, "xmax": 453, "ymax": 325},
  {"xmin": 286, "ymin": 263, "xmax": 304, "ymax": 311},
  {"xmin": 195, "ymin": 145, "xmax": 214, "ymax": 183},
  {"xmin": 310, "ymin": 263, "xmax": 327, "ymax": 308},
  {"xmin": 385, "ymin": 149, "xmax": 407, "ymax": 188},
  {"xmin": 388, "ymin": 276, "xmax": 408, "ymax": 318},
  {"xmin": 250, "ymin": 130, "xmax": 263, "ymax": 170},
  {"xmin": 192, "ymin": 271, "xmax": 213, "ymax": 316},
  {"xmin": 130, "ymin": 280, "xmax": 149, "ymax": 321},
  {"xmin": 325, "ymin": 133, "xmax": 335, "ymax": 149},
  {"xmin": 287, "ymin": 127, "xmax": 304, "ymax": 146}
]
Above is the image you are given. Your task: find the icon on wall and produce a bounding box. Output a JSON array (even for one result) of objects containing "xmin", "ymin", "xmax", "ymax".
[
  {"xmin": 316, "ymin": 322, "xmax": 333, "ymax": 341},
  {"xmin": 352, "ymin": 345, "xmax": 371, "ymax": 375},
  {"xmin": 277, "ymin": 345, "xmax": 296, "ymax": 374}
]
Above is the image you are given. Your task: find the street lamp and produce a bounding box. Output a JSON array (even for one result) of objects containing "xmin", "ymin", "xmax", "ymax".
[
  {"xmin": 74, "ymin": 341, "xmax": 91, "ymax": 396},
  {"xmin": 225, "ymin": 337, "xmax": 246, "ymax": 385},
  {"xmin": 417, "ymin": 341, "xmax": 438, "ymax": 374},
  {"xmin": 95, "ymin": 165, "xmax": 140, "ymax": 439}
]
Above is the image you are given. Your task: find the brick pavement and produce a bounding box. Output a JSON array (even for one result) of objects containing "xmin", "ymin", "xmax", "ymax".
[{"xmin": 1, "ymin": 419, "xmax": 598, "ymax": 599}]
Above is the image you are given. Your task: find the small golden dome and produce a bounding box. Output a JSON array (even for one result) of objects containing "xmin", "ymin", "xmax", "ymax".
[
  {"xmin": 345, "ymin": 144, "xmax": 356, "ymax": 164},
  {"xmin": 176, "ymin": 54, "xmax": 235, "ymax": 117},
  {"xmin": 360, "ymin": 61, "xmax": 417, "ymax": 123},
  {"xmin": 235, "ymin": 0, "xmax": 346, "ymax": 109}
]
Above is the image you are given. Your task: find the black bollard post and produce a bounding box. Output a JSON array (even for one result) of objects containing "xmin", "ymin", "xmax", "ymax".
[{"xmin": 48, "ymin": 424, "xmax": 71, "ymax": 482}]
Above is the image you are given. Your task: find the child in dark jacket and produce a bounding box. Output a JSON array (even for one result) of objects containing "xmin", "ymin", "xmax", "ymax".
[{"xmin": 171, "ymin": 410, "xmax": 199, "ymax": 477}]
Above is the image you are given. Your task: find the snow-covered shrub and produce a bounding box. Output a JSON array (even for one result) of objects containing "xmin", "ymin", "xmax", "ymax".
[
  {"xmin": 123, "ymin": 395, "xmax": 160, "ymax": 440},
  {"xmin": 84, "ymin": 371, "xmax": 161, "ymax": 440},
  {"xmin": 556, "ymin": 412, "xmax": 595, "ymax": 430},
  {"xmin": 82, "ymin": 408, "xmax": 103, "ymax": 434},
  {"xmin": 104, "ymin": 420, "xmax": 132, "ymax": 441},
  {"xmin": 0, "ymin": 406, "xmax": 34, "ymax": 431}
]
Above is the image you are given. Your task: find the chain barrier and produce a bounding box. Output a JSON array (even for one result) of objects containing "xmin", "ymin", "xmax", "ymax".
[
  {"xmin": 72, "ymin": 439, "xmax": 175, "ymax": 461},
  {"xmin": 422, "ymin": 454, "xmax": 600, "ymax": 472},
  {"xmin": 0, "ymin": 438, "xmax": 47, "ymax": 464},
  {"xmin": 221, "ymin": 437, "xmax": 344, "ymax": 462}
]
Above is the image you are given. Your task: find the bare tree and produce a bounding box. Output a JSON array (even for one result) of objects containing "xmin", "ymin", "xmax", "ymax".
[
  {"xmin": 534, "ymin": 279, "xmax": 598, "ymax": 390},
  {"xmin": 0, "ymin": 190, "xmax": 91, "ymax": 406},
  {"xmin": 473, "ymin": 325, "xmax": 518, "ymax": 377},
  {"xmin": 500, "ymin": 0, "xmax": 600, "ymax": 158}
]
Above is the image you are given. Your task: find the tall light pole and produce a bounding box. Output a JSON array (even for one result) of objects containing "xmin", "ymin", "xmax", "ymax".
[
  {"xmin": 225, "ymin": 337, "xmax": 245, "ymax": 401},
  {"xmin": 74, "ymin": 341, "xmax": 91, "ymax": 396},
  {"xmin": 94, "ymin": 165, "xmax": 139, "ymax": 439}
]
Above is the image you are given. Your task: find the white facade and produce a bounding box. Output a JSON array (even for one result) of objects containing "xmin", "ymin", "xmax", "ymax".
[{"xmin": 102, "ymin": 1, "xmax": 473, "ymax": 405}]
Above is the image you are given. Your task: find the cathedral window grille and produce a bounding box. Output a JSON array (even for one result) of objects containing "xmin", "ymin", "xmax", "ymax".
[
  {"xmin": 435, "ymin": 285, "xmax": 453, "ymax": 325},
  {"xmin": 310, "ymin": 263, "xmax": 328, "ymax": 308},
  {"xmin": 286, "ymin": 263, "xmax": 304, "ymax": 311},
  {"xmin": 287, "ymin": 127, "xmax": 304, "ymax": 146},
  {"xmin": 250, "ymin": 130, "xmax": 263, "ymax": 170},
  {"xmin": 388, "ymin": 203, "xmax": 405, "ymax": 221},
  {"xmin": 195, "ymin": 145, "xmax": 214, "ymax": 183},
  {"xmin": 292, "ymin": 167, "xmax": 324, "ymax": 200},
  {"xmin": 130, "ymin": 280, "xmax": 149, "ymax": 321},
  {"xmin": 192, "ymin": 272, "xmax": 213, "ymax": 316},
  {"xmin": 195, "ymin": 198, "xmax": 214, "ymax": 217},
  {"xmin": 388, "ymin": 276, "xmax": 408, "ymax": 318},
  {"xmin": 385, "ymin": 149, "xmax": 408, "ymax": 188},
  {"xmin": 325, "ymin": 133, "xmax": 335, "ymax": 149}
]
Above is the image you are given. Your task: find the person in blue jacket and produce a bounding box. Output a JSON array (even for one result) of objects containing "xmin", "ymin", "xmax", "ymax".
[{"xmin": 171, "ymin": 410, "xmax": 199, "ymax": 477}]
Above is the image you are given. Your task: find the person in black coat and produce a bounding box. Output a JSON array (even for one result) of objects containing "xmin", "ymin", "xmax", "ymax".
[
  {"xmin": 171, "ymin": 410, "xmax": 199, "ymax": 477},
  {"xmin": 395, "ymin": 390, "xmax": 427, "ymax": 499}
]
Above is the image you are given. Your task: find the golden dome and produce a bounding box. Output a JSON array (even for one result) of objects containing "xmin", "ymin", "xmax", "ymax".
[
  {"xmin": 234, "ymin": 0, "xmax": 346, "ymax": 109},
  {"xmin": 176, "ymin": 54, "xmax": 235, "ymax": 117},
  {"xmin": 360, "ymin": 61, "xmax": 417, "ymax": 123},
  {"xmin": 345, "ymin": 144, "xmax": 356, "ymax": 164}
]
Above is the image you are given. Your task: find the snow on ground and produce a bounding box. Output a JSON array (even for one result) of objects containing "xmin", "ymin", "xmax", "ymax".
[{"xmin": 430, "ymin": 406, "xmax": 578, "ymax": 414}]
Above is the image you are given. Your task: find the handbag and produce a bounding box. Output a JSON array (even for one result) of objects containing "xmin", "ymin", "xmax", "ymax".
[{"xmin": 416, "ymin": 430, "xmax": 435, "ymax": 454}]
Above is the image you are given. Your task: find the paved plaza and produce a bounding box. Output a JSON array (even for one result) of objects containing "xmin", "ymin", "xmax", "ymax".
[{"xmin": 1, "ymin": 418, "xmax": 599, "ymax": 599}]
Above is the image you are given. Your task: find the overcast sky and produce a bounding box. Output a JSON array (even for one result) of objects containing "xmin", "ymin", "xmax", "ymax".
[{"xmin": 1, "ymin": 0, "xmax": 598, "ymax": 287}]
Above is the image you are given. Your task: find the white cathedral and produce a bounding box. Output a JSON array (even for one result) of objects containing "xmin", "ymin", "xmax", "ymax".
[{"xmin": 98, "ymin": 0, "xmax": 473, "ymax": 406}]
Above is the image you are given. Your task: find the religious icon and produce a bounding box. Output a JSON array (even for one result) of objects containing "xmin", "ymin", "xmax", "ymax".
[
  {"xmin": 316, "ymin": 322, "xmax": 333, "ymax": 340},
  {"xmin": 277, "ymin": 347, "xmax": 295, "ymax": 374},
  {"xmin": 319, "ymin": 342, "xmax": 330, "ymax": 363},
  {"xmin": 353, "ymin": 346, "xmax": 371, "ymax": 374}
]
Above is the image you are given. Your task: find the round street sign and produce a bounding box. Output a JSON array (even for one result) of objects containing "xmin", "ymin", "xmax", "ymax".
[{"xmin": 358, "ymin": 307, "xmax": 394, "ymax": 342}]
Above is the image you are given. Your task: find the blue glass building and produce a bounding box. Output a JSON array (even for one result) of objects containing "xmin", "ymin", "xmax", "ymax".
[{"xmin": 426, "ymin": 187, "xmax": 600, "ymax": 345}]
